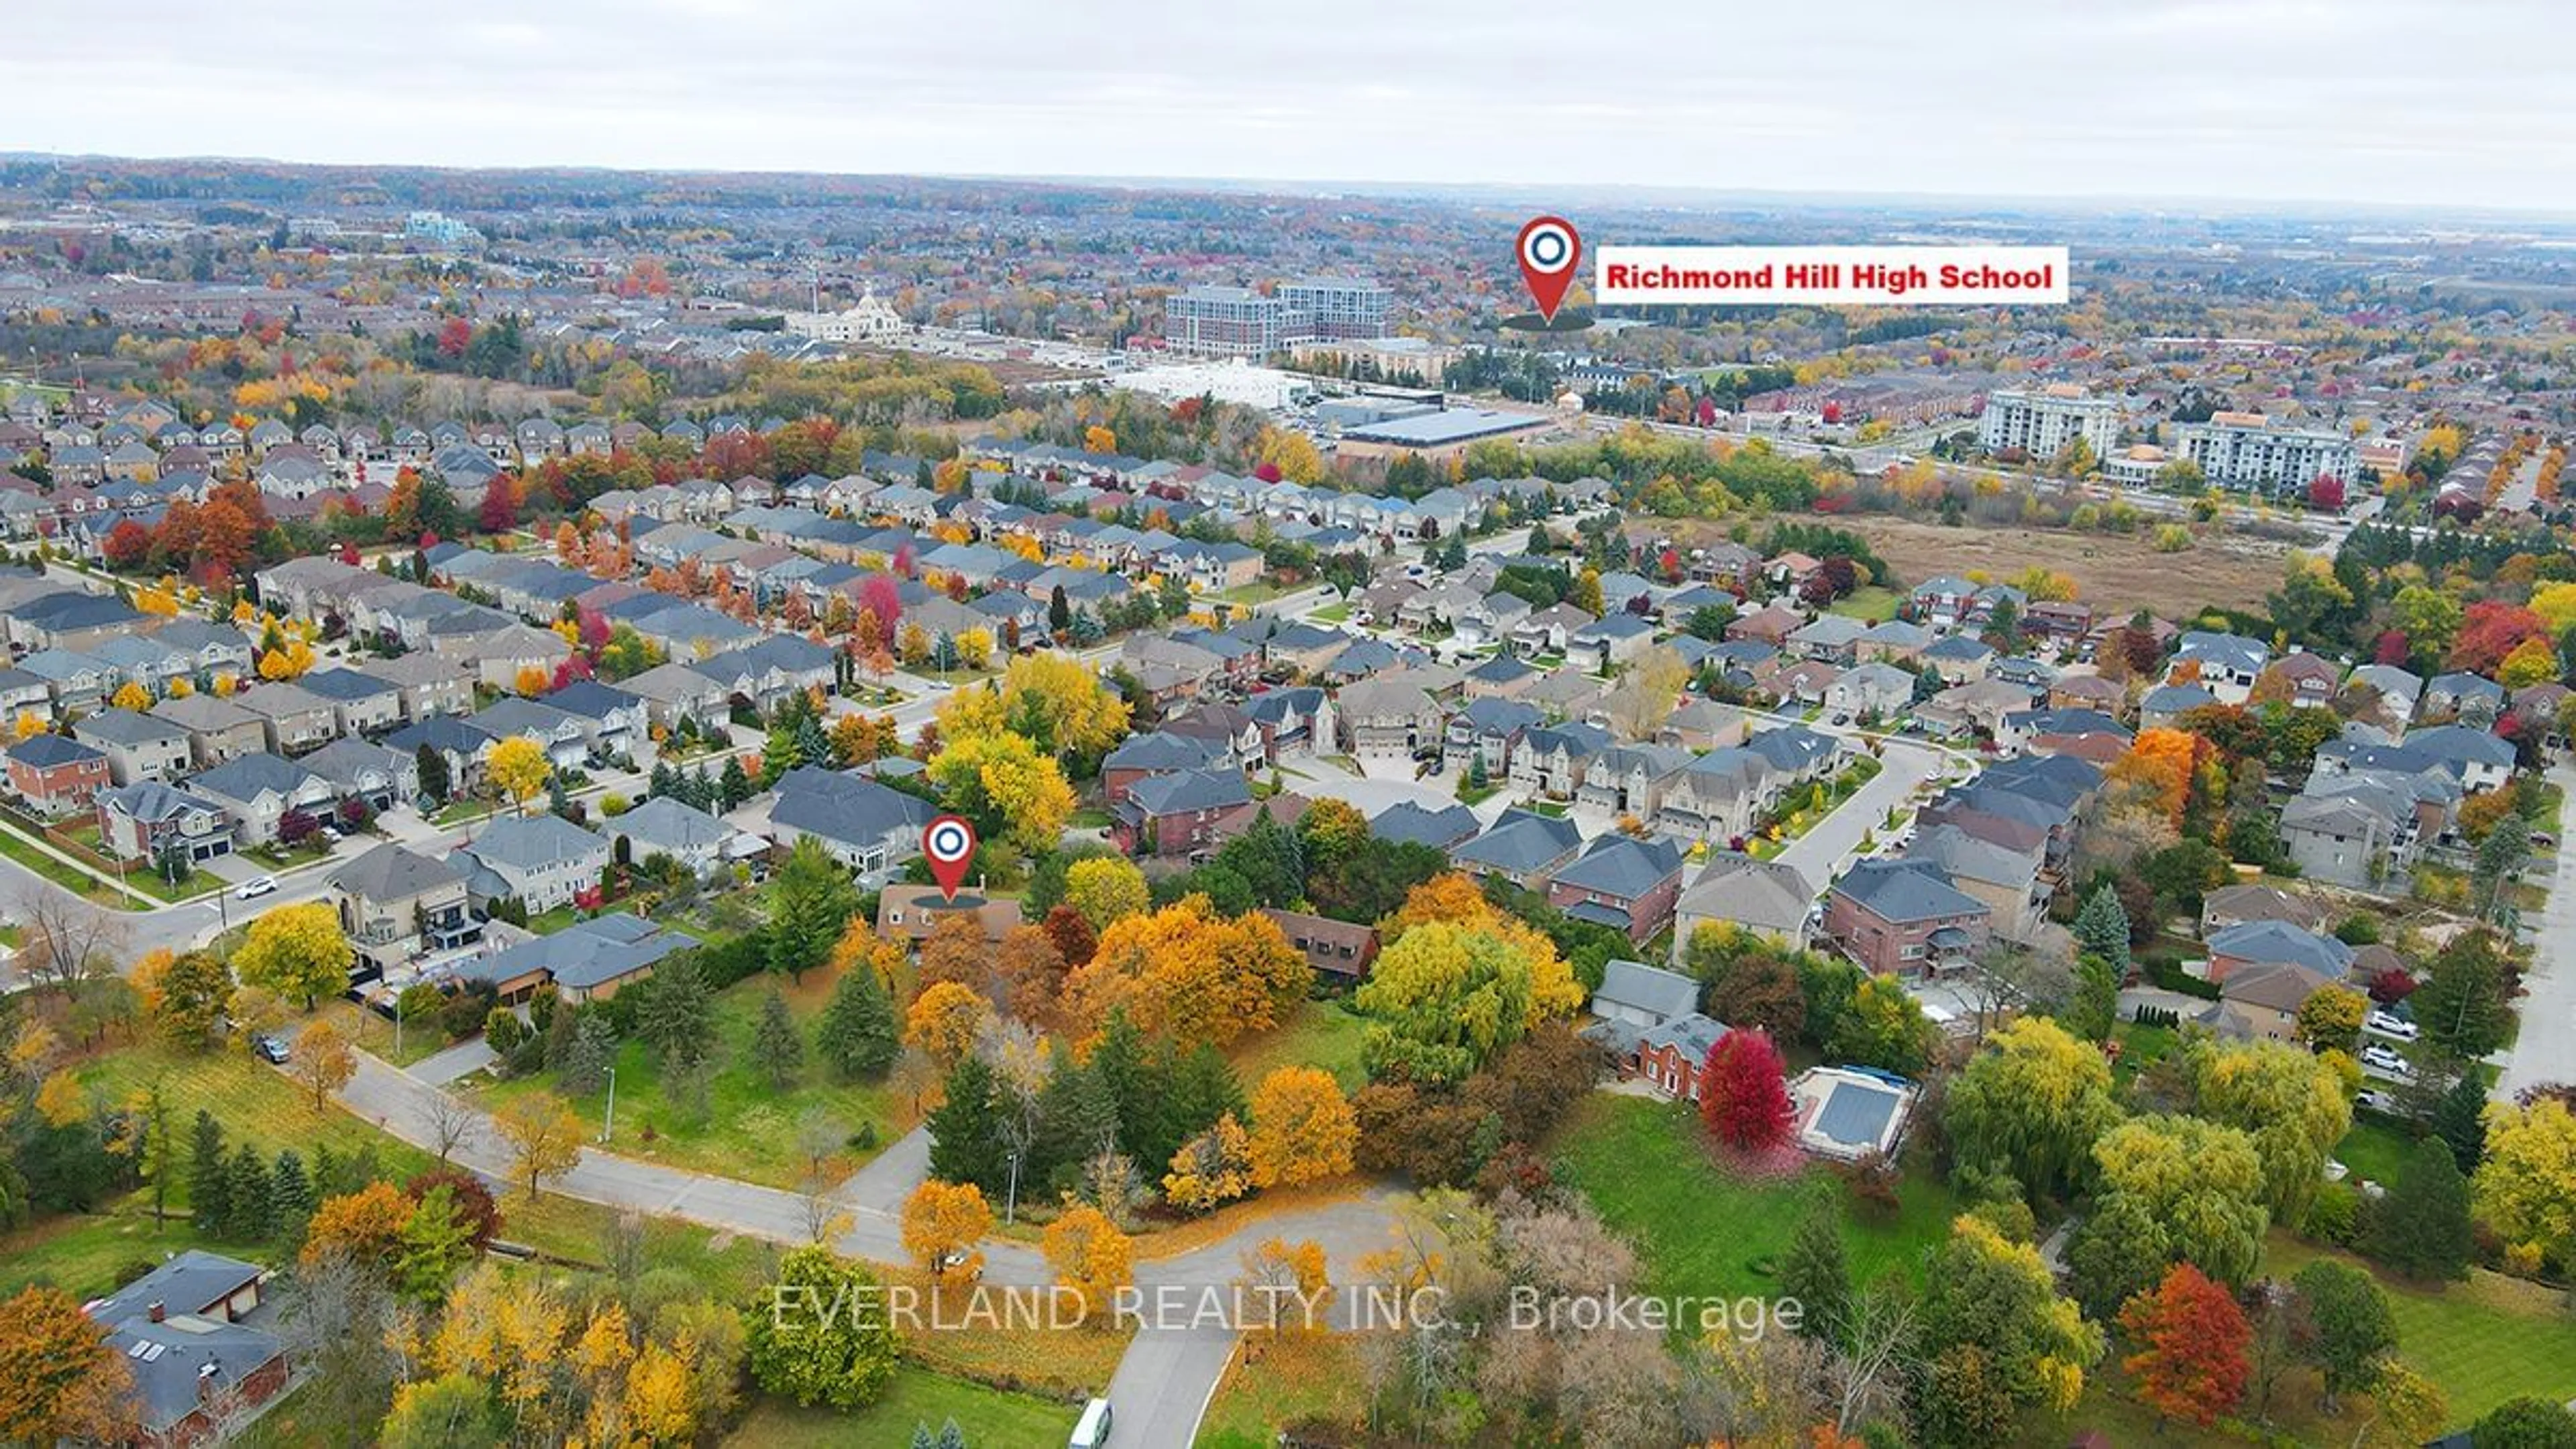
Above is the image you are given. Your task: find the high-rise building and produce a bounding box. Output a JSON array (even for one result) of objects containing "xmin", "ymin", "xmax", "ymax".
[
  {"xmin": 1279, "ymin": 277, "xmax": 1392, "ymax": 341},
  {"xmin": 1163, "ymin": 285, "xmax": 1289, "ymax": 359},
  {"xmin": 2172, "ymin": 411, "xmax": 2359, "ymax": 494},
  {"xmin": 1976, "ymin": 385, "xmax": 2119, "ymax": 463},
  {"xmin": 1165, "ymin": 276, "xmax": 1393, "ymax": 358}
]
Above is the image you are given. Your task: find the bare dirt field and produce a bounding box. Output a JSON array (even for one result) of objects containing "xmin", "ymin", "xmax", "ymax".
[{"xmin": 1846, "ymin": 517, "xmax": 2290, "ymax": 616}]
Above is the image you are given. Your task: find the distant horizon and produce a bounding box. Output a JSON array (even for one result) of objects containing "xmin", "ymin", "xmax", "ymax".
[
  {"xmin": 4, "ymin": 0, "xmax": 2567, "ymax": 219},
  {"xmin": 10, "ymin": 150, "xmax": 2576, "ymax": 229}
]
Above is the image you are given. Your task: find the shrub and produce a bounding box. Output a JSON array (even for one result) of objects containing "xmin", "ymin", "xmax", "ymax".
[{"xmin": 2302, "ymin": 1183, "xmax": 2361, "ymax": 1247}]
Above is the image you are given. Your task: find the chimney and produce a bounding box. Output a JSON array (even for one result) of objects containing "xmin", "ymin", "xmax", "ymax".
[{"xmin": 148, "ymin": 1301, "xmax": 165, "ymax": 1323}]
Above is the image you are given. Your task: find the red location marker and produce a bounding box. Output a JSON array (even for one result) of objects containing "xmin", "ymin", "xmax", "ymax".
[
  {"xmin": 1515, "ymin": 215, "xmax": 1582, "ymax": 322},
  {"xmin": 922, "ymin": 814, "xmax": 979, "ymax": 902}
]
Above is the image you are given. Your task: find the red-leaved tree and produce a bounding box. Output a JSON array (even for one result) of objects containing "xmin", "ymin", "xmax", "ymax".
[
  {"xmin": 2118, "ymin": 1263, "xmax": 2250, "ymax": 1428},
  {"xmin": 1699, "ymin": 1029, "xmax": 1794, "ymax": 1151},
  {"xmin": 2447, "ymin": 602, "xmax": 2548, "ymax": 675},
  {"xmin": 2307, "ymin": 473, "xmax": 2347, "ymax": 511}
]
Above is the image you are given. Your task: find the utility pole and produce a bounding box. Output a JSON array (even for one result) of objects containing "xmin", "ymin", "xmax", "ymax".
[{"xmin": 600, "ymin": 1064, "xmax": 617, "ymax": 1144}]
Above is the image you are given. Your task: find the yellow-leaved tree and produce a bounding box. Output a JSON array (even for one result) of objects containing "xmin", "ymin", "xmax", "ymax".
[
  {"xmin": 486, "ymin": 736, "xmax": 552, "ymax": 815},
  {"xmin": 1246, "ymin": 1067, "xmax": 1358, "ymax": 1190},
  {"xmin": 1065, "ymin": 895, "xmax": 1309, "ymax": 1049},
  {"xmin": 231, "ymin": 902, "xmax": 354, "ymax": 1010},
  {"xmin": 900, "ymin": 1179, "xmax": 994, "ymax": 1281},
  {"xmin": 1040, "ymin": 1205, "xmax": 1133, "ymax": 1322}
]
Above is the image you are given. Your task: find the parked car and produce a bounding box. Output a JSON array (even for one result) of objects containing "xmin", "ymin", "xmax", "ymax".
[
  {"xmin": 235, "ymin": 875, "xmax": 278, "ymax": 900},
  {"xmin": 2359, "ymin": 1043, "xmax": 2415, "ymax": 1077},
  {"xmin": 2356, "ymin": 1089, "xmax": 2401, "ymax": 1114},
  {"xmin": 252, "ymin": 1036, "xmax": 289, "ymax": 1065},
  {"xmin": 2364, "ymin": 1010, "xmax": 2420, "ymax": 1042}
]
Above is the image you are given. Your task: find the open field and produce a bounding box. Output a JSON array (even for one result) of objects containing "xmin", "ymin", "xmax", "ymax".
[
  {"xmin": 2264, "ymin": 1236, "xmax": 2576, "ymax": 1428},
  {"xmin": 1228, "ymin": 998, "xmax": 1370, "ymax": 1093},
  {"xmin": 1847, "ymin": 516, "xmax": 2290, "ymax": 615},
  {"xmin": 1199, "ymin": 1332, "xmax": 1368, "ymax": 1447},
  {"xmin": 1550, "ymin": 1093, "xmax": 1957, "ymax": 1302},
  {"xmin": 725, "ymin": 1365, "xmax": 1077, "ymax": 1447}
]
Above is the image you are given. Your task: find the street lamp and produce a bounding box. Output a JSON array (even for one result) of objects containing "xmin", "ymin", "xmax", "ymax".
[{"xmin": 600, "ymin": 1064, "xmax": 617, "ymax": 1144}]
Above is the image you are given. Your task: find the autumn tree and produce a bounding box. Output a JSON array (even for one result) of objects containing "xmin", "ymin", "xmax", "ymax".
[
  {"xmin": 1354, "ymin": 881, "xmax": 1585, "ymax": 1083},
  {"xmin": 1944, "ymin": 1016, "xmax": 2123, "ymax": 1203},
  {"xmin": 231, "ymin": 901, "xmax": 354, "ymax": 1009},
  {"xmin": 1919, "ymin": 1214, "xmax": 2103, "ymax": 1418},
  {"xmin": 2192, "ymin": 1038, "xmax": 2351, "ymax": 1223},
  {"xmin": 1699, "ymin": 1028, "xmax": 1795, "ymax": 1152},
  {"xmin": 993, "ymin": 924, "xmax": 1070, "ymax": 1027},
  {"xmin": 2106, "ymin": 727, "xmax": 2208, "ymax": 828},
  {"xmin": 1041, "ymin": 1205, "xmax": 1134, "ymax": 1320},
  {"xmin": 916, "ymin": 912, "xmax": 996, "ymax": 997},
  {"xmin": 2119, "ymin": 1264, "xmax": 2250, "ymax": 1429},
  {"xmin": 1237, "ymin": 1236, "xmax": 1333, "ymax": 1336},
  {"xmin": 932, "ymin": 652, "xmax": 1130, "ymax": 763},
  {"xmin": 1063, "ymin": 856, "xmax": 1149, "ymax": 932},
  {"xmin": 290, "ymin": 1018, "xmax": 356, "ymax": 1109},
  {"xmin": 903, "ymin": 981, "xmax": 992, "ymax": 1069},
  {"xmin": 926, "ymin": 730, "xmax": 1075, "ymax": 853},
  {"xmin": 0, "ymin": 1285, "xmax": 134, "ymax": 1445},
  {"xmin": 2067, "ymin": 1114, "xmax": 2267, "ymax": 1320},
  {"xmin": 486, "ymin": 735, "xmax": 552, "ymax": 815},
  {"xmin": 1163, "ymin": 1112, "xmax": 1253, "ymax": 1212},
  {"xmin": 2474, "ymin": 1097, "xmax": 2576, "ymax": 1275},
  {"xmin": 301, "ymin": 1181, "xmax": 415, "ymax": 1272},
  {"xmin": 746, "ymin": 1246, "xmax": 900, "ymax": 1409},
  {"xmin": 140, "ymin": 948, "xmax": 232, "ymax": 1049},
  {"xmin": 901, "ymin": 1180, "xmax": 994, "ymax": 1282},
  {"xmin": 1066, "ymin": 896, "xmax": 1309, "ymax": 1049},
  {"xmin": 1246, "ymin": 1067, "xmax": 1358, "ymax": 1189},
  {"xmin": 494, "ymin": 1095, "xmax": 585, "ymax": 1202}
]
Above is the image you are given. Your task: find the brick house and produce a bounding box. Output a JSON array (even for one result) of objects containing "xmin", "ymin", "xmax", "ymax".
[
  {"xmin": 5, "ymin": 731, "xmax": 111, "ymax": 813},
  {"xmin": 1823, "ymin": 860, "xmax": 1991, "ymax": 976},
  {"xmin": 1546, "ymin": 834, "xmax": 1686, "ymax": 944}
]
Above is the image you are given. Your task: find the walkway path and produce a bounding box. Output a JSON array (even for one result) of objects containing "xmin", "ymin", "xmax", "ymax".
[{"xmin": 2497, "ymin": 763, "xmax": 2576, "ymax": 1103}]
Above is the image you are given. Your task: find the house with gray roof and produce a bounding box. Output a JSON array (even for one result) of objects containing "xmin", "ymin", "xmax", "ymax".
[
  {"xmin": 1113, "ymin": 767, "xmax": 1253, "ymax": 858},
  {"xmin": 233, "ymin": 682, "xmax": 339, "ymax": 755},
  {"xmin": 767, "ymin": 765, "xmax": 938, "ymax": 879},
  {"xmin": 2206, "ymin": 919, "xmax": 2355, "ymax": 985},
  {"xmin": 72, "ymin": 706, "xmax": 193, "ymax": 785},
  {"xmin": 1823, "ymin": 860, "xmax": 1990, "ymax": 977},
  {"xmin": 1548, "ymin": 833, "xmax": 1686, "ymax": 943},
  {"xmin": 1674, "ymin": 853, "xmax": 1815, "ymax": 961},
  {"xmin": 95, "ymin": 778, "xmax": 233, "ymax": 865},
  {"xmin": 610, "ymin": 795, "xmax": 741, "ymax": 879},
  {"xmin": 297, "ymin": 666, "xmax": 405, "ymax": 737},
  {"xmin": 617, "ymin": 661, "xmax": 732, "ymax": 733},
  {"xmin": 1368, "ymin": 799, "xmax": 1481, "ymax": 851},
  {"xmin": 329, "ymin": 842, "xmax": 478, "ymax": 973},
  {"xmin": 1448, "ymin": 808, "xmax": 1586, "ymax": 890},
  {"xmin": 184, "ymin": 751, "xmax": 335, "ymax": 846},
  {"xmin": 458, "ymin": 813, "xmax": 612, "ymax": 913},
  {"xmin": 299, "ymin": 737, "xmax": 417, "ymax": 811},
  {"xmin": 87, "ymin": 1250, "xmax": 289, "ymax": 1446},
  {"xmin": 1593, "ymin": 958, "xmax": 1701, "ymax": 1031},
  {"xmin": 152, "ymin": 692, "xmax": 272, "ymax": 769},
  {"xmin": 448, "ymin": 912, "xmax": 686, "ymax": 1006}
]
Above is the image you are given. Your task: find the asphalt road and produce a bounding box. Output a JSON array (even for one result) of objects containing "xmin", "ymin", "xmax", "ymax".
[
  {"xmin": 1776, "ymin": 736, "xmax": 1947, "ymax": 886},
  {"xmin": 2496, "ymin": 763, "xmax": 2576, "ymax": 1103}
]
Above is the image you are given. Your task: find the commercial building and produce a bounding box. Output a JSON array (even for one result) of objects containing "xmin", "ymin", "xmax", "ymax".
[
  {"xmin": 1278, "ymin": 276, "xmax": 1393, "ymax": 341},
  {"xmin": 1976, "ymin": 385, "xmax": 2119, "ymax": 463},
  {"xmin": 1163, "ymin": 276, "xmax": 1393, "ymax": 359},
  {"xmin": 2171, "ymin": 411, "xmax": 2359, "ymax": 494}
]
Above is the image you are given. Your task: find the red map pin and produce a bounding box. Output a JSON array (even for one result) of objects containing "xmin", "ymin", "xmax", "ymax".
[
  {"xmin": 1516, "ymin": 215, "xmax": 1581, "ymax": 322},
  {"xmin": 922, "ymin": 814, "xmax": 978, "ymax": 901}
]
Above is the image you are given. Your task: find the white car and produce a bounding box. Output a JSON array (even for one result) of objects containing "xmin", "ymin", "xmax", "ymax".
[
  {"xmin": 2359, "ymin": 1044, "xmax": 2414, "ymax": 1077},
  {"xmin": 2364, "ymin": 1010, "xmax": 2420, "ymax": 1042},
  {"xmin": 235, "ymin": 875, "xmax": 278, "ymax": 900}
]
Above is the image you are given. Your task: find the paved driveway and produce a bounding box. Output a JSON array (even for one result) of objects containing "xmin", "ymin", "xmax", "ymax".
[{"xmin": 1776, "ymin": 738, "xmax": 1945, "ymax": 885}]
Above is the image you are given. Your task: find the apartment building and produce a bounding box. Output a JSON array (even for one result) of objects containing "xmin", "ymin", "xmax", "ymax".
[
  {"xmin": 2172, "ymin": 411, "xmax": 2359, "ymax": 493},
  {"xmin": 1976, "ymin": 385, "xmax": 2120, "ymax": 462}
]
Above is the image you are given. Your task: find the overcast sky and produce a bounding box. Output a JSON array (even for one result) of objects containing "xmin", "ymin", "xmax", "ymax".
[{"xmin": 5, "ymin": 0, "xmax": 2567, "ymax": 213}]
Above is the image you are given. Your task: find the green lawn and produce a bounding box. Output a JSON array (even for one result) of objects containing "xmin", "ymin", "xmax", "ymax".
[
  {"xmin": 2334, "ymin": 1112, "xmax": 2417, "ymax": 1187},
  {"xmin": 1552, "ymin": 1093, "xmax": 1957, "ymax": 1303},
  {"xmin": 2264, "ymin": 1236, "xmax": 2576, "ymax": 1427},
  {"xmin": 0, "ymin": 1194, "xmax": 224, "ymax": 1301},
  {"xmin": 471, "ymin": 967, "xmax": 907, "ymax": 1191},
  {"xmin": 1068, "ymin": 806, "xmax": 1114, "ymax": 830},
  {"xmin": 725, "ymin": 1366, "xmax": 1076, "ymax": 1447},
  {"xmin": 1229, "ymin": 999, "xmax": 1371, "ymax": 1092},
  {"xmin": 1827, "ymin": 585, "xmax": 1901, "ymax": 623},
  {"xmin": 0, "ymin": 817, "xmax": 141, "ymax": 908},
  {"xmin": 1310, "ymin": 601, "xmax": 1351, "ymax": 623}
]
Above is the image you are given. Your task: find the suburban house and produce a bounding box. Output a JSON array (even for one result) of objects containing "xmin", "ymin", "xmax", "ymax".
[
  {"xmin": 766, "ymin": 765, "xmax": 937, "ymax": 878},
  {"xmin": 2204, "ymin": 920, "xmax": 2355, "ymax": 987},
  {"xmin": 1672, "ymin": 853, "xmax": 1815, "ymax": 961},
  {"xmin": 71, "ymin": 708, "xmax": 195, "ymax": 785},
  {"xmin": 186, "ymin": 753, "xmax": 336, "ymax": 846},
  {"xmin": 449, "ymin": 914, "xmax": 687, "ymax": 1005},
  {"xmin": 2202, "ymin": 883, "xmax": 2326, "ymax": 936},
  {"xmin": 87, "ymin": 1250, "xmax": 289, "ymax": 1449},
  {"xmin": 1448, "ymin": 808, "xmax": 1586, "ymax": 890},
  {"xmin": 150, "ymin": 694, "xmax": 269, "ymax": 769},
  {"xmin": 328, "ymin": 843, "xmax": 480, "ymax": 976},
  {"xmin": 1112, "ymin": 767, "xmax": 1253, "ymax": 858},
  {"xmin": 300, "ymin": 737, "xmax": 418, "ymax": 814},
  {"xmin": 1634, "ymin": 1013, "xmax": 1731, "ymax": 1102},
  {"xmin": 1655, "ymin": 748, "xmax": 1778, "ymax": 844},
  {"xmin": 95, "ymin": 779, "xmax": 234, "ymax": 867},
  {"xmin": 1443, "ymin": 696, "xmax": 1544, "ymax": 777},
  {"xmin": 1591, "ymin": 957, "xmax": 1701, "ymax": 1031},
  {"xmin": 1905, "ymin": 822, "xmax": 2051, "ymax": 943},
  {"xmin": 611, "ymin": 795, "xmax": 743, "ymax": 879},
  {"xmin": 235, "ymin": 682, "xmax": 340, "ymax": 756},
  {"xmin": 1337, "ymin": 676, "xmax": 1444, "ymax": 760},
  {"xmin": 297, "ymin": 666, "xmax": 407, "ymax": 737},
  {"xmin": 877, "ymin": 884, "xmax": 1024, "ymax": 944},
  {"xmin": 1260, "ymin": 908, "xmax": 1381, "ymax": 983},
  {"xmin": 1547, "ymin": 834, "xmax": 1686, "ymax": 943},
  {"xmin": 1823, "ymin": 861, "xmax": 1991, "ymax": 977},
  {"xmin": 458, "ymin": 813, "xmax": 613, "ymax": 914},
  {"xmin": 5, "ymin": 731, "xmax": 113, "ymax": 813}
]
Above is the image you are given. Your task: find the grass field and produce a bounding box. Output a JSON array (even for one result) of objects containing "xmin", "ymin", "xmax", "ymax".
[
  {"xmin": 1847, "ymin": 515, "xmax": 2290, "ymax": 614},
  {"xmin": 2334, "ymin": 1112, "xmax": 2418, "ymax": 1187},
  {"xmin": 471, "ymin": 965, "xmax": 908, "ymax": 1191},
  {"xmin": 1551, "ymin": 1093, "xmax": 1957, "ymax": 1302},
  {"xmin": 726, "ymin": 1366, "xmax": 1077, "ymax": 1446},
  {"xmin": 1228, "ymin": 999, "xmax": 1370, "ymax": 1092},
  {"xmin": 2263, "ymin": 1236, "xmax": 2576, "ymax": 1427},
  {"xmin": 1826, "ymin": 584, "xmax": 1901, "ymax": 622},
  {"xmin": 1200, "ymin": 1333, "xmax": 1367, "ymax": 1447}
]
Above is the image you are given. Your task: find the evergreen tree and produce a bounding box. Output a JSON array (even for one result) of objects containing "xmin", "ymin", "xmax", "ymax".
[
  {"xmin": 926, "ymin": 1055, "xmax": 1005, "ymax": 1194},
  {"xmin": 2430, "ymin": 1069, "xmax": 2489, "ymax": 1173},
  {"xmin": 747, "ymin": 987, "xmax": 806, "ymax": 1089},
  {"xmin": 910, "ymin": 1427, "xmax": 936, "ymax": 1449},
  {"xmin": 637, "ymin": 959, "xmax": 716, "ymax": 1070},
  {"xmin": 561, "ymin": 1015, "xmax": 619, "ymax": 1096},
  {"xmin": 225, "ymin": 1144, "xmax": 272, "ymax": 1241},
  {"xmin": 2370, "ymin": 1138, "xmax": 2473, "ymax": 1281},
  {"xmin": 1778, "ymin": 1193, "xmax": 1852, "ymax": 1343},
  {"xmin": 817, "ymin": 963, "xmax": 900, "ymax": 1079},
  {"xmin": 415, "ymin": 744, "xmax": 451, "ymax": 804},
  {"xmin": 1049, "ymin": 585, "xmax": 1072, "ymax": 637},
  {"xmin": 2072, "ymin": 884, "xmax": 2132, "ymax": 976},
  {"xmin": 795, "ymin": 714, "xmax": 831, "ymax": 772},
  {"xmin": 936, "ymin": 1419, "xmax": 966, "ymax": 1449},
  {"xmin": 2062, "ymin": 953, "xmax": 2119, "ymax": 1044},
  {"xmin": 270, "ymin": 1150, "xmax": 313, "ymax": 1238},
  {"xmin": 1147, "ymin": 1042, "xmax": 1246, "ymax": 1175},
  {"xmin": 543, "ymin": 999, "xmax": 581, "ymax": 1072},
  {"xmin": 1034, "ymin": 1048, "xmax": 1121, "ymax": 1187},
  {"xmin": 720, "ymin": 755, "xmax": 753, "ymax": 810},
  {"xmin": 649, "ymin": 760, "xmax": 678, "ymax": 801},
  {"xmin": 188, "ymin": 1110, "xmax": 229, "ymax": 1236}
]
